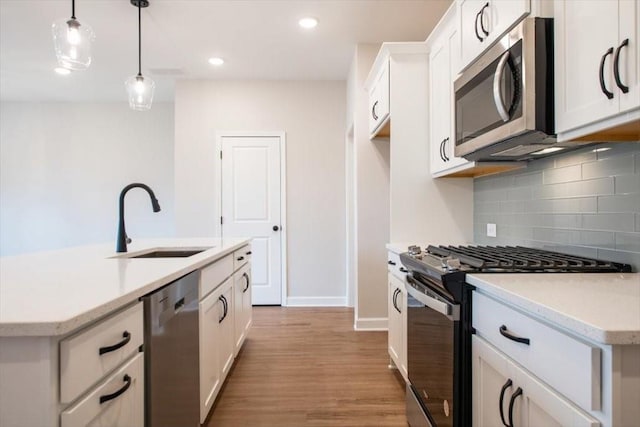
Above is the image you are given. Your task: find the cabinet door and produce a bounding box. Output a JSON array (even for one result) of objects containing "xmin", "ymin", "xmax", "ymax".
[
  {"xmin": 555, "ymin": 0, "xmax": 621, "ymax": 133},
  {"xmin": 473, "ymin": 336, "xmax": 600, "ymax": 427},
  {"xmin": 472, "ymin": 335, "xmax": 517, "ymax": 427},
  {"xmin": 388, "ymin": 274, "xmax": 403, "ymax": 372},
  {"xmin": 233, "ymin": 265, "xmax": 252, "ymax": 355},
  {"xmin": 488, "ymin": 0, "xmax": 530, "ymax": 44},
  {"xmin": 219, "ymin": 281, "xmax": 235, "ymax": 381},
  {"xmin": 460, "ymin": 0, "xmax": 488, "ymax": 69},
  {"xmin": 430, "ymin": 38, "xmax": 452, "ymax": 175},
  {"xmin": 199, "ymin": 288, "xmax": 223, "ymax": 423},
  {"xmin": 618, "ymin": 0, "xmax": 640, "ymax": 113},
  {"xmin": 368, "ymin": 61, "xmax": 390, "ymax": 137}
]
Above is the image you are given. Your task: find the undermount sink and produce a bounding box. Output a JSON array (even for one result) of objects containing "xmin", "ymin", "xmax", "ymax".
[{"xmin": 114, "ymin": 247, "xmax": 212, "ymax": 259}]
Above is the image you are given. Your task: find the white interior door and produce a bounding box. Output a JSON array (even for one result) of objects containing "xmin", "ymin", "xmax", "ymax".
[{"xmin": 221, "ymin": 135, "xmax": 282, "ymax": 305}]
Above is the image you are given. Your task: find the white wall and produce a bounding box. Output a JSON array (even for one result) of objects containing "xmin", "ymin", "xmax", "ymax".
[
  {"xmin": 174, "ymin": 80, "xmax": 346, "ymax": 304},
  {"xmin": 0, "ymin": 103, "xmax": 175, "ymax": 256},
  {"xmin": 347, "ymin": 44, "xmax": 391, "ymax": 329}
]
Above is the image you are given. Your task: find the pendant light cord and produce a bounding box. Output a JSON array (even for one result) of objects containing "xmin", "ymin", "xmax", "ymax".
[
  {"xmin": 138, "ymin": 2, "xmax": 142, "ymax": 77},
  {"xmin": 71, "ymin": 0, "xmax": 76, "ymax": 19}
]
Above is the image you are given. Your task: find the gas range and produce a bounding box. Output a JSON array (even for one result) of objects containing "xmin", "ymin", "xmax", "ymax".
[{"xmin": 400, "ymin": 245, "xmax": 632, "ymax": 303}]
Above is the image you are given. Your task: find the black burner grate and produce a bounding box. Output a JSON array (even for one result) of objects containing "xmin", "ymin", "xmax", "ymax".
[{"xmin": 427, "ymin": 245, "xmax": 632, "ymax": 273}]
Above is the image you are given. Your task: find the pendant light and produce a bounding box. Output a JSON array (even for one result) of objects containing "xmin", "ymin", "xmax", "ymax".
[
  {"xmin": 52, "ymin": 0, "xmax": 95, "ymax": 70},
  {"xmin": 125, "ymin": 0, "xmax": 155, "ymax": 111}
]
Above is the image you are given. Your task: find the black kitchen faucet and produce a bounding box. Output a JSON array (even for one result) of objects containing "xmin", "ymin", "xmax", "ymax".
[{"xmin": 116, "ymin": 183, "xmax": 161, "ymax": 253}]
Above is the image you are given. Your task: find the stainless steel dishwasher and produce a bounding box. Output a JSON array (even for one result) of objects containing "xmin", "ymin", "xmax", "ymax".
[{"xmin": 142, "ymin": 270, "xmax": 200, "ymax": 427}]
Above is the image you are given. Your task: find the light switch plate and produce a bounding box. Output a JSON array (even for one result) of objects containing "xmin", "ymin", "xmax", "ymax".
[{"xmin": 487, "ymin": 223, "xmax": 497, "ymax": 237}]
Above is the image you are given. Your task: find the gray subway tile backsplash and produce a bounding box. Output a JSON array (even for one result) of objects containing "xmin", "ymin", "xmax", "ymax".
[{"xmin": 474, "ymin": 143, "xmax": 640, "ymax": 271}]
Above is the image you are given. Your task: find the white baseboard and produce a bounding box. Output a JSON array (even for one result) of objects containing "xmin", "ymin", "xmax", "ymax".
[
  {"xmin": 354, "ymin": 317, "xmax": 388, "ymax": 331},
  {"xmin": 285, "ymin": 296, "xmax": 347, "ymax": 307}
]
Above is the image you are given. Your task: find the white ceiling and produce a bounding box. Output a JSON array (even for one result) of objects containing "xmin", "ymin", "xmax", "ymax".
[{"xmin": 0, "ymin": 0, "xmax": 451, "ymax": 102}]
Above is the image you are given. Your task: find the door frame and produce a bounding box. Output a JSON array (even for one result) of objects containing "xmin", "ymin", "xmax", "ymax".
[{"xmin": 214, "ymin": 131, "xmax": 288, "ymax": 306}]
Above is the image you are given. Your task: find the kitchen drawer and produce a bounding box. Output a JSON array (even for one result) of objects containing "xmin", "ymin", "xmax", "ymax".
[
  {"xmin": 200, "ymin": 254, "xmax": 233, "ymax": 298},
  {"xmin": 233, "ymin": 245, "xmax": 252, "ymax": 271},
  {"xmin": 60, "ymin": 302, "xmax": 143, "ymax": 403},
  {"xmin": 472, "ymin": 291, "xmax": 601, "ymax": 411},
  {"xmin": 61, "ymin": 353, "xmax": 144, "ymax": 427},
  {"xmin": 387, "ymin": 251, "xmax": 408, "ymax": 281}
]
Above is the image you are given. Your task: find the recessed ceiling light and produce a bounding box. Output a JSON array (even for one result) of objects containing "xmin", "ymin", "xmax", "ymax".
[
  {"xmin": 208, "ymin": 57, "xmax": 224, "ymax": 66},
  {"xmin": 592, "ymin": 147, "xmax": 611, "ymax": 153},
  {"xmin": 54, "ymin": 67, "xmax": 71, "ymax": 75},
  {"xmin": 298, "ymin": 17, "xmax": 318, "ymax": 29}
]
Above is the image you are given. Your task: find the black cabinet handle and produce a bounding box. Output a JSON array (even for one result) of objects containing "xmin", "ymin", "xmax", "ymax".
[
  {"xmin": 237, "ymin": 256, "xmax": 245, "ymax": 261},
  {"xmin": 399, "ymin": 267, "xmax": 408, "ymax": 273},
  {"xmin": 474, "ymin": 10, "xmax": 483, "ymax": 41},
  {"xmin": 372, "ymin": 100, "xmax": 379, "ymax": 120},
  {"xmin": 443, "ymin": 138, "xmax": 450, "ymax": 161},
  {"xmin": 388, "ymin": 260, "xmax": 396, "ymax": 265},
  {"xmin": 439, "ymin": 139, "xmax": 445, "ymax": 161},
  {"xmin": 99, "ymin": 374, "xmax": 132, "ymax": 404},
  {"xmin": 479, "ymin": 3, "xmax": 490, "ymax": 37},
  {"xmin": 599, "ymin": 47, "xmax": 615, "ymax": 99},
  {"xmin": 246, "ymin": 251, "xmax": 252, "ymax": 255},
  {"xmin": 219, "ymin": 295, "xmax": 228, "ymax": 323},
  {"xmin": 99, "ymin": 331, "xmax": 131, "ymax": 355},
  {"xmin": 499, "ymin": 378, "xmax": 513, "ymax": 427},
  {"xmin": 499, "ymin": 325, "xmax": 530, "ymax": 345},
  {"xmin": 613, "ymin": 38, "xmax": 630, "ymax": 93},
  {"xmin": 508, "ymin": 387, "xmax": 523, "ymax": 427},
  {"xmin": 392, "ymin": 288, "xmax": 401, "ymax": 313},
  {"xmin": 242, "ymin": 272, "xmax": 250, "ymax": 293}
]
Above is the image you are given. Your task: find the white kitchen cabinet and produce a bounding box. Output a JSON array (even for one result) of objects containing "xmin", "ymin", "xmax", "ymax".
[
  {"xmin": 233, "ymin": 263, "xmax": 252, "ymax": 356},
  {"xmin": 387, "ymin": 248, "xmax": 407, "ymax": 382},
  {"xmin": 555, "ymin": 0, "xmax": 640, "ymax": 141},
  {"xmin": 458, "ymin": 0, "xmax": 530, "ymax": 71},
  {"xmin": 218, "ymin": 277, "xmax": 235, "ymax": 382},
  {"xmin": 367, "ymin": 59, "xmax": 390, "ymax": 138},
  {"xmin": 60, "ymin": 353, "xmax": 144, "ymax": 427},
  {"xmin": 429, "ymin": 5, "xmax": 473, "ymax": 177},
  {"xmin": 473, "ymin": 336, "xmax": 600, "ymax": 427},
  {"xmin": 388, "ymin": 273, "xmax": 407, "ymax": 382},
  {"xmin": 199, "ymin": 281, "xmax": 223, "ymax": 423}
]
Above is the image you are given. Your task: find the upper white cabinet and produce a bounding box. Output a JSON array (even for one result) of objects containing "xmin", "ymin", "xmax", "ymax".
[
  {"xmin": 429, "ymin": 5, "xmax": 473, "ymax": 176},
  {"xmin": 368, "ymin": 60, "xmax": 391, "ymax": 138},
  {"xmin": 555, "ymin": 0, "xmax": 640, "ymax": 141},
  {"xmin": 459, "ymin": 0, "xmax": 531, "ymax": 71}
]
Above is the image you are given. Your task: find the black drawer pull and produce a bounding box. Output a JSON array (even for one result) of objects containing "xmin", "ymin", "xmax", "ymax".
[
  {"xmin": 599, "ymin": 47, "xmax": 615, "ymax": 99},
  {"xmin": 387, "ymin": 260, "xmax": 396, "ymax": 265},
  {"xmin": 499, "ymin": 325, "xmax": 530, "ymax": 345},
  {"xmin": 246, "ymin": 251, "xmax": 252, "ymax": 255},
  {"xmin": 99, "ymin": 331, "xmax": 131, "ymax": 355},
  {"xmin": 237, "ymin": 256, "xmax": 245, "ymax": 261},
  {"xmin": 399, "ymin": 267, "xmax": 408, "ymax": 273},
  {"xmin": 99, "ymin": 374, "xmax": 131, "ymax": 404},
  {"xmin": 613, "ymin": 38, "xmax": 630, "ymax": 93},
  {"xmin": 508, "ymin": 387, "xmax": 523, "ymax": 427},
  {"xmin": 499, "ymin": 378, "xmax": 513, "ymax": 427}
]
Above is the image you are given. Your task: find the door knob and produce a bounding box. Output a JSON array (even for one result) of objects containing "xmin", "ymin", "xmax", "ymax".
[{"xmin": 273, "ymin": 225, "xmax": 280, "ymax": 231}]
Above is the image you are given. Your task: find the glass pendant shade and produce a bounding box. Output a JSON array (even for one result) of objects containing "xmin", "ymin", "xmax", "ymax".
[
  {"xmin": 125, "ymin": 74, "xmax": 155, "ymax": 111},
  {"xmin": 52, "ymin": 18, "xmax": 94, "ymax": 70}
]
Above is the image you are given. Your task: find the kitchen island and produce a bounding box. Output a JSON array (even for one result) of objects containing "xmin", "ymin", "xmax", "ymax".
[{"xmin": 0, "ymin": 238, "xmax": 251, "ymax": 427}]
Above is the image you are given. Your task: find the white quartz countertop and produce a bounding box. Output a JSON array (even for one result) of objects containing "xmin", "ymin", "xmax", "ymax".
[
  {"xmin": 0, "ymin": 238, "xmax": 250, "ymax": 337},
  {"xmin": 467, "ymin": 273, "xmax": 640, "ymax": 345}
]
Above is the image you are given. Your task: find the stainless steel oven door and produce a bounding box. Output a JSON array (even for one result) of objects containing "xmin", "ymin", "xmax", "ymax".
[
  {"xmin": 406, "ymin": 280, "xmax": 459, "ymax": 427},
  {"xmin": 454, "ymin": 18, "xmax": 539, "ymax": 158}
]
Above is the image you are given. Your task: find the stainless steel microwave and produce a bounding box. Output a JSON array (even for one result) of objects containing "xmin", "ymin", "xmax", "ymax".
[{"xmin": 454, "ymin": 18, "xmax": 564, "ymax": 161}]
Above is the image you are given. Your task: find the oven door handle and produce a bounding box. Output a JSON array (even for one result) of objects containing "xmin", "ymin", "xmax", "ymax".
[
  {"xmin": 405, "ymin": 279, "xmax": 457, "ymax": 319},
  {"xmin": 493, "ymin": 50, "xmax": 511, "ymax": 122}
]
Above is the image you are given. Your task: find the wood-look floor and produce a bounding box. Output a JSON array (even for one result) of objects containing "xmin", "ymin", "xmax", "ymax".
[{"xmin": 206, "ymin": 307, "xmax": 407, "ymax": 427}]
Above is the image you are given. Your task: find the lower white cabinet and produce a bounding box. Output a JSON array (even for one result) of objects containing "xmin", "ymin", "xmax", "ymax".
[
  {"xmin": 473, "ymin": 335, "xmax": 599, "ymax": 427},
  {"xmin": 199, "ymin": 281, "xmax": 224, "ymax": 423},
  {"xmin": 60, "ymin": 353, "xmax": 144, "ymax": 427},
  {"xmin": 233, "ymin": 263, "xmax": 252, "ymax": 355},
  {"xmin": 388, "ymin": 272, "xmax": 407, "ymax": 381}
]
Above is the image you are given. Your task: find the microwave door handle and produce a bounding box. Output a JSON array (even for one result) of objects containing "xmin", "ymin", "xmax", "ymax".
[{"xmin": 493, "ymin": 51, "xmax": 511, "ymax": 122}]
